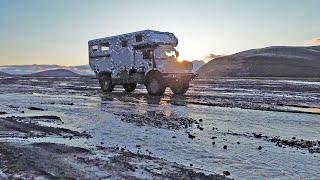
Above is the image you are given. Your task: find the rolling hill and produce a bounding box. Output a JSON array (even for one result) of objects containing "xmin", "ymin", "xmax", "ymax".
[
  {"xmin": 0, "ymin": 65, "xmax": 93, "ymax": 75},
  {"xmin": 29, "ymin": 69, "xmax": 81, "ymax": 77},
  {"xmin": 0, "ymin": 71, "xmax": 11, "ymax": 76},
  {"xmin": 197, "ymin": 46, "xmax": 320, "ymax": 78}
]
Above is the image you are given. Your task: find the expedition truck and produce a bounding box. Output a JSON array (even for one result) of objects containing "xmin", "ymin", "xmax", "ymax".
[{"xmin": 88, "ymin": 30, "xmax": 195, "ymax": 96}]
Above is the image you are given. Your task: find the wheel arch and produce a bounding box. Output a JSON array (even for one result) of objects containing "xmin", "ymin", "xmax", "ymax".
[
  {"xmin": 97, "ymin": 71, "xmax": 112, "ymax": 79},
  {"xmin": 145, "ymin": 70, "xmax": 162, "ymax": 81}
]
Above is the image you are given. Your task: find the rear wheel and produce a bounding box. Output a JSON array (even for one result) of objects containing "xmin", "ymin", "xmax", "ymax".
[
  {"xmin": 146, "ymin": 74, "xmax": 166, "ymax": 96},
  {"xmin": 123, "ymin": 83, "xmax": 137, "ymax": 92},
  {"xmin": 171, "ymin": 82, "xmax": 189, "ymax": 95},
  {"xmin": 99, "ymin": 75, "xmax": 113, "ymax": 92}
]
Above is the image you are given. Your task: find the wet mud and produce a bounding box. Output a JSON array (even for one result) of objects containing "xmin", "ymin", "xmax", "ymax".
[{"xmin": 0, "ymin": 76, "xmax": 319, "ymax": 179}]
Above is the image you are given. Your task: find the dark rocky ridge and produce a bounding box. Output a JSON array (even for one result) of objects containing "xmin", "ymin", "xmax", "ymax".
[{"xmin": 197, "ymin": 46, "xmax": 320, "ymax": 78}]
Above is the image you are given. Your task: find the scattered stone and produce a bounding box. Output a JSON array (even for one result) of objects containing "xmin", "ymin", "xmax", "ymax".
[
  {"xmin": 212, "ymin": 142, "xmax": 215, "ymax": 145},
  {"xmin": 253, "ymin": 133, "xmax": 263, "ymax": 139},
  {"xmin": 308, "ymin": 147, "xmax": 320, "ymax": 154},
  {"xmin": 237, "ymin": 142, "xmax": 240, "ymax": 144},
  {"xmin": 258, "ymin": 146, "xmax": 263, "ymax": 150},
  {"xmin": 172, "ymin": 136, "xmax": 176, "ymax": 139},
  {"xmin": 223, "ymin": 171, "xmax": 230, "ymax": 176},
  {"xmin": 199, "ymin": 119, "xmax": 203, "ymax": 122},
  {"xmin": 190, "ymin": 164, "xmax": 193, "ymax": 167},
  {"xmin": 292, "ymin": 137, "xmax": 296, "ymax": 140},
  {"xmin": 0, "ymin": 112, "xmax": 7, "ymax": 115},
  {"xmin": 115, "ymin": 112, "xmax": 195, "ymax": 130},
  {"xmin": 8, "ymin": 105, "xmax": 18, "ymax": 109},
  {"xmin": 28, "ymin": 107, "xmax": 45, "ymax": 111},
  {"xmin": 211, "ymin": 136, "xmax": 217, "ymax": 139},
  {"xmin": 223, "ymin": 145, "xmax": 228, "ymax": 150},
  {"xmin": 187, "ymin": 133, "xmax": 196, "ymax": 139}
]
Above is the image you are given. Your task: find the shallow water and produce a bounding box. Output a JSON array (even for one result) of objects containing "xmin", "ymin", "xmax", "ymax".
[{"xmin": 0, "ymin": 77, "xmax": 319, "ymax": 179}]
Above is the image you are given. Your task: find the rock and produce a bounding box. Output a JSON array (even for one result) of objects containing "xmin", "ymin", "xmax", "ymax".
[
  {"xmin": 292, "ymin": 137, "xmax": 296, "ymax": 140},
  {"xmin": 212, "ymin": 142, "xmax": 215, "ymax": 145},
  {"xmin": 0, "ymin": 112, "xmax": 7, "ymax": 115},
  {"xmin": 188, "ymin": 133, "xmax": 196, "ymax": 139},
  {"xmin": 237, "ymin": 141, "xmax": 240, "ymax": 144},
  {"xmin": 258, "ymin": 146, "xmax": 263, "ymax": 150},
  {"xmin": 211, "ymin": 136, "xmax": 217, "ymax": 139},
  {"xmin": 223, "ymin": 171, "xmax": 230, "ymax": 176},
  {"xmin": 223, "ymin": 145, "xmax": 228, "ymax": 150},
  {"xmin": 28, "ymin": 107, "xmax": 45, "ymax": 111},
  {"xmin": 172, "ymin": 136, "xmax": 176, "ymax": 139},
  {"xmin": 253, "ymin": 133, "xmax": 263, "ymax": 139},
  {"xmin": 199, "ymin": 119, "xmax": 203, "ymax": 122},
  {"xmin": 190, "ymin": 164, "xmax": 193, "ymax": 167}
]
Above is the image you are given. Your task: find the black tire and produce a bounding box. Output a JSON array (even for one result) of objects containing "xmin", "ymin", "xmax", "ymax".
[
  {"xmin": 123, "ymin": 83, "xmax": 137, "ymax": 92},
  {"xmin": 99, "ymin": 75, "xmax": 113, "ymax": 92},
  {"xmin": 146, "ymin": 74, "xmax": 166, "ymax": 96},
  {"xmin": 171, "ymin": 82, "xmax": 189, "ymax": 95}
]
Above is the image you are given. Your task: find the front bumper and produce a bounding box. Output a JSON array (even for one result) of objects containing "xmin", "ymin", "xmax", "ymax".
[{"xmin": 163, "ymin": 73, "xmax": 196, "ymax": 85}]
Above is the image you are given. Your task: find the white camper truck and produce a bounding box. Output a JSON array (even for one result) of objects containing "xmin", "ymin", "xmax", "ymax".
[{"xmin": 88, "ymin": 30, "xmax": 195, "ymax": 96}]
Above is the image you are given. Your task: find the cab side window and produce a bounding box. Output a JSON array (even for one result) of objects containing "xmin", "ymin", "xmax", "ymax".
[
  {"xmin": 143, "ymin": 49, "xmax": 153, "ymax": 59},
  {"xmin": 135, "ymin": 34, "xmax": 143, "ymax": 42},
  {"xmin": 121, "ymin": 40, "xmax": 128, "ymax": 47}
]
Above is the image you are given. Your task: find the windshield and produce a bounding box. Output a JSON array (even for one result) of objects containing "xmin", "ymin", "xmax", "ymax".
[{"xmin": 155, "ymin": 47, "xmax": 177, "ymax": 59}]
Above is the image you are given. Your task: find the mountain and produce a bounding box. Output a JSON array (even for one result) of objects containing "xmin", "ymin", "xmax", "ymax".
[
  {"xmin": 0, "ymin": 65, "xmax": 94, "ymax": 75},
  {"xmin": 191, "ymin": 60, "xmax": 206, "ymax": 71},
  {"xmin": 0, "ymin": 71, "xmax": 11, "ymax": 76},
  {"xmin": 197, "ymin": 46, "xmax": 320, "ymax": 78},
  {"xmin": 29, "ymin": 69, "xmax": 81, "ymax": 77}
]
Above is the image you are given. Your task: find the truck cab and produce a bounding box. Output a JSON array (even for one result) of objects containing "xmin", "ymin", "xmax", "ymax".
[{"xmin": 88, "ymin": 30, "xmax": 195, "ymax": 96}]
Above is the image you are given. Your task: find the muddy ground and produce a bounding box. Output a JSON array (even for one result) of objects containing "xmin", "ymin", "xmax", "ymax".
[{"xmin": 0, "ymin": 76, "xmax": 319, "ymax": 179}]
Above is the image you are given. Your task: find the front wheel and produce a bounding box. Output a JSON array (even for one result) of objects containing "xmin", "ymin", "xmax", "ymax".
[
  {"xmin": 146, "ymin": 74, "xmax": 166, "ymax": 96},
  {"xmin": 99, "ymin": 75, "xmax": 113, "ymax": 92},
  {"xmin": 171, "ymin": 82, "xmax": 189, "ymax": 95},
  {"xmin": 123, "ymin": 83, "xmax": 137, "ymax": 92}
]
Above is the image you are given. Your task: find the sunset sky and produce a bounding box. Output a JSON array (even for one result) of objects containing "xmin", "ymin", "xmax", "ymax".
[{"xmin": 1, "ymin": 0, "xmax": 320, "ymax": 66}]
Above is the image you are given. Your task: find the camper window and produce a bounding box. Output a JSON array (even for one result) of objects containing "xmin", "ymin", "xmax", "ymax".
[
  {"xmin": 135, "ymin": 35, "xmax": 143, "ymax": 42},
  {"xmin": 101, "ymin": 42, "xmax": 110, "ymax": 51},
  {"xmin": 121, "ymin": 40, "xmax": 128, "ymax": 47},
  {"xmin": 143, "ymin": 50, "xmax": 153, "ymax": 59},
  {"xmin": 91, "ymin": 45, "xmax": 99, "ymax": 52}
]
